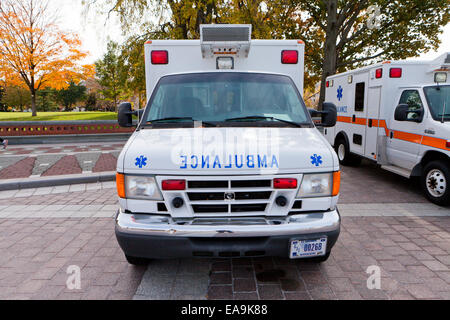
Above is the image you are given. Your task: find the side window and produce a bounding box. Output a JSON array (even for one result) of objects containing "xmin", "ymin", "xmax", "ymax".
[
  {"xmin": 399, "ymin": 90, "xmax": 423, "ymax": 111},
  {"xmin": 354, "ymin": 82, "xmax": 365, "ymax": 112}
]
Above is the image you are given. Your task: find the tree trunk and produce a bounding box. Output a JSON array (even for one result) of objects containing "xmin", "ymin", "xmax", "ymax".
[
  {"xmin": 318, "ymin": 0, "xmax": 339, "ymax": 110},
  {"xmin": 31, "ymin": 89, "xmax": 37, "ymax": 116}
]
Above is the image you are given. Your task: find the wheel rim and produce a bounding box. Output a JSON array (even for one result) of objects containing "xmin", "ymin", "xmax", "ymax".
[
  {"xmin": 338, "ymin": 144, "xmax": 345, "ymax": 161},
  {"xmin": 426, "ymin": 169, "xmax": 447, "ymax": 198}
]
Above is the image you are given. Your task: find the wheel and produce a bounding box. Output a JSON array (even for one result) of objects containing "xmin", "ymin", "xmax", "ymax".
[
  {"xmin": 306, "ymin": 252, "xmax": 330, "ymax": 263},
  {"xmin": 421, "ymin": 160, "xmax": 450, "ymax": 206},
  {"xmin": 125, "ymin": 255, "xmax": 151, "ymax": 266},
  {"xmin": 334, "ymin": 138, "xmax": 361, "ymax": 166}
]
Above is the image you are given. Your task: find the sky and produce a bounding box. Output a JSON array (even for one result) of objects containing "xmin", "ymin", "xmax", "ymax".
[{"xmin": 53, "ymin": 0, "xmax": 450, "ymax": 64}]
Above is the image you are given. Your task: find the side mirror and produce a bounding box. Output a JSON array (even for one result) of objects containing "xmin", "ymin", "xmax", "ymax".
[
  {"xmin": 321, "ymin": 102, "xmax": 337, "ymax": 127},
  {"xmin": 118, "ymin": 102, "xmax": 144, "ymax": 127},
  {"xmin": 118, "ymin": 103, "xmax": 133, "ymax": 127},
  {"xmin": 308, "ymin": 103, "xmax": 337, "ymax": 127},
  {"xmin": 394, "ymin": 104, "xmax": 423, "ymax": 122}
]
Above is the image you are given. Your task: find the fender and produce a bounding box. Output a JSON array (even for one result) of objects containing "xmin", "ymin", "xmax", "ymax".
[
  {"xmin": 412, "ymin": 150, "xmax": 450, "ymax": 177},
  {"xmin": 334, "ymin": 131, "xmax": 350, "ymax": 149}
]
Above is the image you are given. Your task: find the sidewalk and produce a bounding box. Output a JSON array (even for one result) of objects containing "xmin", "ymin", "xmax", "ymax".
[{"xmin": 0, "ymin": 142, "xmax": 125, "ymax": 189}]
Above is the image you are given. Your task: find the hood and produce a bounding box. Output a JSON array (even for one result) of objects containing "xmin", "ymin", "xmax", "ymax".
[{"xmin": 119, "ymin": 127, "xmax": 337, "ymax": 175}]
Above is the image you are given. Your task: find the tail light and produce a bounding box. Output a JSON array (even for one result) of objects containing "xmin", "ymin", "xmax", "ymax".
[
  {"xmin": 273, "ymin": 178, "xmax": 297, "ymax": 189},
  {"xmin": 281, "ymin": 50, "xmax": 298, "ymax": 64},
  {"xmin": 390, "ymin": 68, "xmax": 402, "ymax": 78},
  {"xmin": 446, "ymin": 141, "xmax": 450, "ymax": 149},
  {"xmin": 151, "ymin": 50, "xmax": 168, "ymax": 64},
  {"xmin": 375, "ymin": 68, "xmax": 383, "ymax": 79},
  {"xmin": 162, "ymin": 179, "xmax": 186, "ymax": 190}
]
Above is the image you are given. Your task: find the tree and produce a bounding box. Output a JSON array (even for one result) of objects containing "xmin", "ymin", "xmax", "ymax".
[
  {"xmin": 37, "ymin": 87, "xmax": 56, "ymax": 112},
  {"xmin": 0, "ymin": 0, "xmax": 94, "ymax": 116},
  {"xmin": 87, "ymin": 0, "xmax": 449, "ymax": 107},
  {"xmin": 2, "ymin": 85, "xmax": 31, "ymax": 111},
  {"xmin": 0, "ymin": 84, "xmax": 5, "ymax": 111},
  {"xmin": 55, "ymin": 81, "xmax": 87, "ymax": 111},
  {"xmin": 297, "ymin": 0, "xmax": 449, "ymax": 107},
  {"xmin": 95, "ymin": 41, "xmax": 125, "ymax": 111},
  {"xmin": 85, "ymin": 92, "xmax": 97, "ymax": 111}
]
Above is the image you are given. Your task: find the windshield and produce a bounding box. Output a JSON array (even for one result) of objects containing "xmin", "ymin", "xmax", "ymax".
[
  {"xmin": 423, "ymin": 85, "xmax": 450, "ymax": 122},
  {"xmin": 144, "ymin": 72, "xmax": 311, "ymax": 126}
]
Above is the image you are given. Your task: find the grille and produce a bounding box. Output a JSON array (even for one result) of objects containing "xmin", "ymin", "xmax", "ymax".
[
  {"xmin": 192, "ymin": 204, "xmax": 228, "ymax": 213},
  {"xmin": 231, "ymin": 204, "xmax": 267, "ymax": 212},
  {"xmin": 187, "ymin": 191, "xmax": 271, "ymax": 201},
  {"xmin": 180, "ymin": 177, "xmax": 274, "ymax": 215},
  {"xmin": 188, "ymin": 180, "xmax": 228, "ymax": 189}
]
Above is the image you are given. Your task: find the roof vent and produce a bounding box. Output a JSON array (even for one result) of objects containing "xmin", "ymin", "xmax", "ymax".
[{"xmin": 200, "ymin": 24, "xmax": 251, "ymax": 58}]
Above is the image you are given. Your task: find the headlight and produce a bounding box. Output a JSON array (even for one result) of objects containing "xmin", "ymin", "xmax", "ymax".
[
  {"xmin": 125, "ymin": 175, "xmax": 163, "ymax": 200},
  {"xmin": 297, "ymin": 173, "xmax": 332, "ymax": 198}
]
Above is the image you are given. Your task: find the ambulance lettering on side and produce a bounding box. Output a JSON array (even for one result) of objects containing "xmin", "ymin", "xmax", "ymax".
[
  {"xmin": 113, "ymin": 24, "xmax": 342, "ymax": 264},
  {"xmin": 324, "ymin": 53, "xmax": 450, "ymax": 206}
]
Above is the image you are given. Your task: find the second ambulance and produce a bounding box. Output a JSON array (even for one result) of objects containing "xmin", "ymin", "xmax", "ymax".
[
  {"xmin": 324, "ymin": 53, "xmax": 450, "ymax": 206},
  {"xmin": 114, "ymin": 25, "xmax": 341, "ymax": 264}
]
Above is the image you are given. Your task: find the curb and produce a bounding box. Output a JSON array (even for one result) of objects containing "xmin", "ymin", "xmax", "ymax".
[{"xmin": 0, "ymin": 171, "xmax": 116, "ymax": 191}]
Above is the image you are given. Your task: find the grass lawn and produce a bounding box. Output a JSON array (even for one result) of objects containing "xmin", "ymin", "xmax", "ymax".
[{"xmin": 0, "ymin": 112, "xmax": 118, "ymax": 121}]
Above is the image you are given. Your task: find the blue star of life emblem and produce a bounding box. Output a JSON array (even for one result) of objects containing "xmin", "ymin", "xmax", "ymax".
[
  {"xmin": 135, "ymin": 155, "xmax": 148, "ymax": 168},
  {"xmin": 337, "ymin": 86, "xmax": 343, "ymax": 101},
  {"xmin": 310, "ymin": 154, "xmax": 323, "ymax": 167}
]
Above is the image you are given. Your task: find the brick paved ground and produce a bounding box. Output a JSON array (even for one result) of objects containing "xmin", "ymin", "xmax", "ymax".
[
  {"xmin": 0, "ymin": 159, "xmax": 449, "ymax": 300},
  {"xmin": 92, "ymin": 153, "xmax": 118, "ymax": 173},
  {"xmin": 0, "ymin": 157, "xmax": 36, "ymax": 179},
  {"xmin": 207, "ymin": 216, "xmax": 450, "ymax": 300},
  {"xmin": 0, "ymin": 217, "xmax": 146, "ymax": 300},
  {"xmin": 339, "ymin": 160, "xmax": 426, "ymax": 203},
  {"xmin": 0, "ymin": 142, "xmax": 124, "ymax": 179}
]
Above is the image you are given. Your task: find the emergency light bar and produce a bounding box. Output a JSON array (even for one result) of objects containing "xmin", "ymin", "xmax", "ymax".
[{"xmin": 200, "ymin": 24, "xmax": 252, "ymax": 58}]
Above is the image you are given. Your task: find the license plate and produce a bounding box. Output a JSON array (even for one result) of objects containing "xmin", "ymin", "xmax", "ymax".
[{"xmin": 289, "ymin": 237, "xmax": 327, "ymax": 259}]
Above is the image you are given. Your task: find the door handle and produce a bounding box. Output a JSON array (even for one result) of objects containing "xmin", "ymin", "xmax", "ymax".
[
  {"xmin": 368, "ymin": 119, "xmax": 373, "ymax": 128},
  {"xmin": 352, "ymin": 115, "xmax": 356, "ymax": 123},
  {"xmin": 424, "ymin": 129, "xmax": 435, "ymax": 135}
]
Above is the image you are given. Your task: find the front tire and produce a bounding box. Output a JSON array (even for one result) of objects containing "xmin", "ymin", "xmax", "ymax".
[
  {"xmin": 335, "ymin": 138, "xmax": 361, "ymax": 166},
  {"xmin": 421, "ymin": 160, "xmax": 450, "ymax": 206}
]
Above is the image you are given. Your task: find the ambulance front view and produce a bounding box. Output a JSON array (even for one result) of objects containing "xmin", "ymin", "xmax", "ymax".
[{"xmin": 113, "ymin": 25, "xmax": 341, "ymax": 264}]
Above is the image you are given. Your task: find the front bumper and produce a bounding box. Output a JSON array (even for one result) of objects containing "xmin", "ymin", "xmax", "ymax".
[{"xmin": 115, "ymin": 209, "xmax": 341, "ymax": 259}]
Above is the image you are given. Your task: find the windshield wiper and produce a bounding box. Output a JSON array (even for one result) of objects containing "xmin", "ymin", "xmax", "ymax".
[
  {"xmin": 437, "ymin": 113, "xmax": 450, "ymax": 120},
  {"xmin": 225, "ymin": 115, "xmax": 303, "ymax": 128},
  {"xmin": 144, "ymin": 117, "xmax": 217, "ymax": 127}
]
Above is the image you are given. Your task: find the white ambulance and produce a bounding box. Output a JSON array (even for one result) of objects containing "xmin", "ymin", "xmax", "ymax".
[
  {"xmin": 114, "ymin": 24, "xmax": 341, "ymax": 265},
  {"xmin": 324, "ymin": 53, "xmax": 450, "ymax": 206}
]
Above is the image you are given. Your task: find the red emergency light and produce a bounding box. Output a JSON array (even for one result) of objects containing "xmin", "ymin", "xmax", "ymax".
[
  {"xmin": 390, "ymin": 68, "xmax": 402, "ymax": 78},
  {"xmin": 326, "ymin": 81, "xmax": 329, "ymax": 88},
  {"xmin": 273, "ymin": 178, "xmax": 297, "ymax": 189},
  {"xmin": 375, "ymin": 68, "xmax": 383, "ymax": 79},
  {"xmin": 281, "ymin": 50, "xmax": 298, "ymax": 64},
  {"xmin": 151, "ymin": 50, "xmax": 168, "ymax": 64},
  {"xmin": 162, "ymin": 179, "xmax": 186, "ymax": 190}
]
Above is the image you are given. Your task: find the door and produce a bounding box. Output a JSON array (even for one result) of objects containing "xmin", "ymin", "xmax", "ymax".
[
  {"xmin": 364, "ymin": 86, "xmax": 381, "ymax": 159},
  {"xmin": 386, "ymin": 89, "xmax": 425, "ymax": 169},
  {"xmin": 350, "ymin": 73, "xmax": 369, "ymax": 156}
]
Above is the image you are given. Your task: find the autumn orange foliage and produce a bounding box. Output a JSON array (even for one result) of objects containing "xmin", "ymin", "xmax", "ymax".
[{"xmin": 0, "ymin": 0, "xmax": 95, "ymax": 116}]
